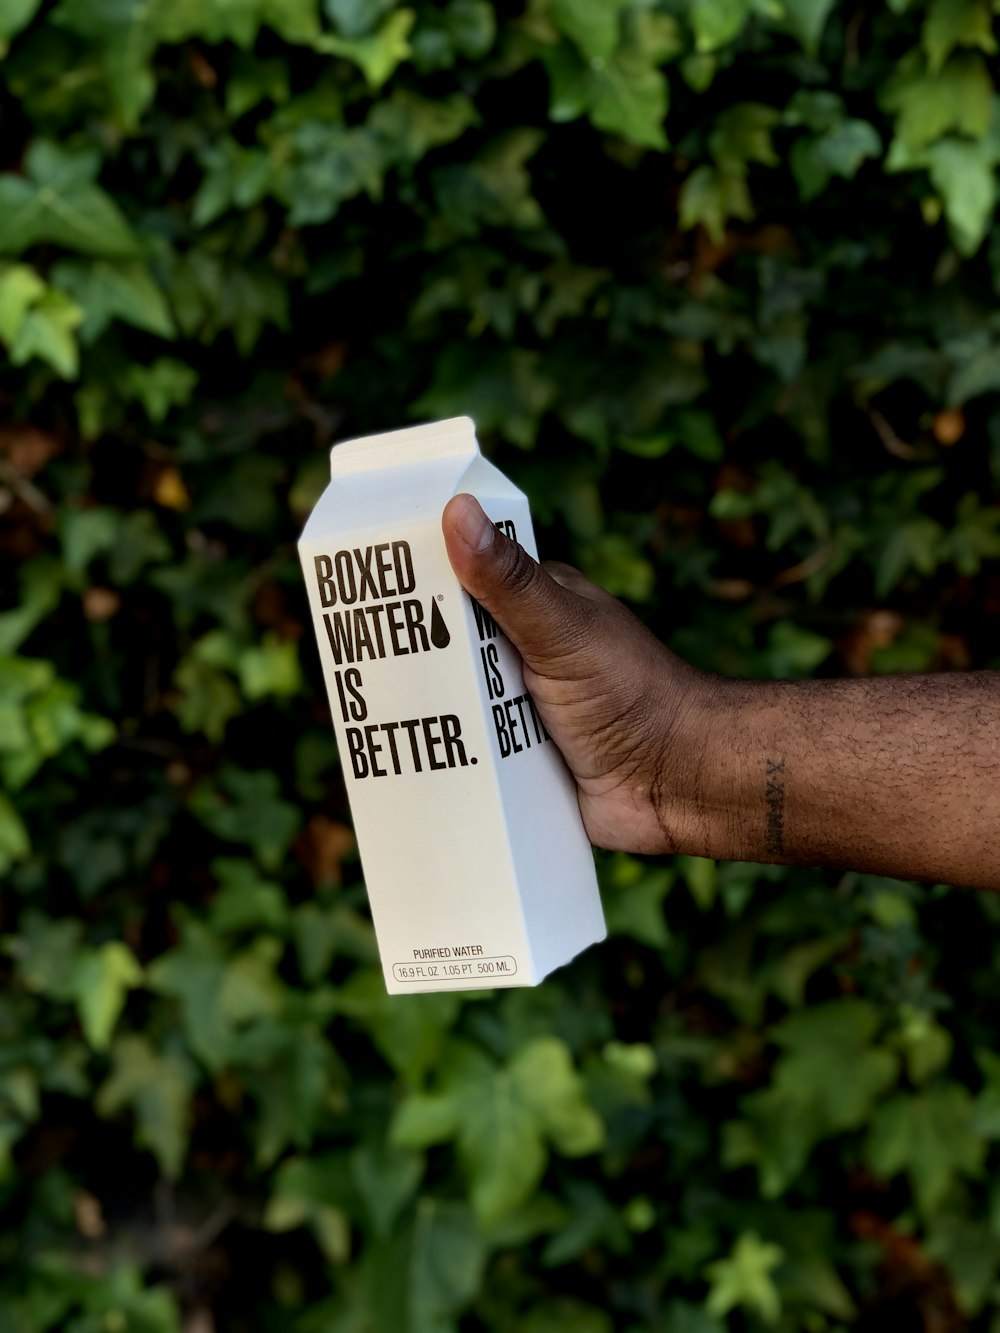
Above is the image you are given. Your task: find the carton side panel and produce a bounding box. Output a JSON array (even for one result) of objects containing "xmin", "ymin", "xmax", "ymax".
[
  {"xmin": 459, "ymin": 494, "xmax": 605, "ymax": 981},
  {"xmin": 500, "ymin": 755, "xmax": 606, "ymax": 980}
]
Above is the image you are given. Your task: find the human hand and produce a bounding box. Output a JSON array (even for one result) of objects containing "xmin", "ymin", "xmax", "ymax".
[
  {"xmin": 444, "ymin": 494, "xmax": 1000, "ymax": 884},
  {"xmin": 442, "ymin": 494, "xmax": 715, "ymax": 854}
]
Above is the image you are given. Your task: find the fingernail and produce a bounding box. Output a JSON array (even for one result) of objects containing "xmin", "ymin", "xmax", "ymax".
[{"xmin": 451, "ymin": 493, "xmax": 495, "ymax": 554}]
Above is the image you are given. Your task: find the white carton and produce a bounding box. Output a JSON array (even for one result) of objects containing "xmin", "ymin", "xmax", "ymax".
[{"xmin": 298, "ymin": 416, "xmax": 605, "ymax": 993}]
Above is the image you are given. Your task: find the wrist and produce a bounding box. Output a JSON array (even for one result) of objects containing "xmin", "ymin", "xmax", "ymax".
[{"xmin": 645, "ymin": 672, "xmax": 772, "ymax": 860}]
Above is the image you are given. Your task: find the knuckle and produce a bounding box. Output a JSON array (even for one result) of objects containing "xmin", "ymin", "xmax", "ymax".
[
  {"xmin": 541, "ymin": 560, "xmax": 581, "ymax": 580},
  {"xmin": 496, "ymin": 535, "xmax": 538, "ymax": 597}
]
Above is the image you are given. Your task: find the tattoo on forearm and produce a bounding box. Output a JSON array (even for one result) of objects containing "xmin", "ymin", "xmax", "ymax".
[{"xmin": 765, "ymin": 756, "xmax": 786, "ymax": 856}]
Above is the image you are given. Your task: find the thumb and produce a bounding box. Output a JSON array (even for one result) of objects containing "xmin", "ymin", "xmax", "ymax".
[{"xmin": 442, "ymin": 493, "xmax": 591, "ymax": 670}]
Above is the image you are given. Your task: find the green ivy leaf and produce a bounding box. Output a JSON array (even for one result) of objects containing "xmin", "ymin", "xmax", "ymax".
[
  {"xmin": 0, "ymin": 560, "xmax": 62, "ymax": 656},
  {"xmin": 922, "ymin": 0, "xmax": 997, "ymax": 73},
  {"xmin": 53, "ymin": 0, "xmax": 321, "ymax": 123},
  {"xmin": 892, "ymin": 1006, "xmax": 953, "ymax": 1085},
  {"xmin": 351, "ymin": 1140, "xmax": 424, "ymax": 1238},
  {"xmin": 225, "ymin": 53, "xmax": 289, "ymax": 118},
  {"xmin": 941, "ymin": 492, "xmax": 1000, "ymax": 575},
  {"xmin": 784, "ymin": 88, "xmax": 845, "ymax": 131},
  {"xmin": 149, "ymin": 922, "xmax": 287, "ymax": 1070},
  {"xmin": 875, "ymin": 516, "xmax": 944, "ymax": 596},
  {"xmin": 172, "ymin": 653, "xmax": 243, "ymax": 744},
  {"xmin": 0, "ymin": 656, "xmax": 115, "ymax": 790},
  {"xmin": 432, "ymin": 128, "xmax": 546, "ymax": 235},
  {"xmin": 544, "ymin": 43, "xmax": 669, "ymax": 150},
  {"xmin": 705, "ymin": 1231, "xmax": 785, "ymax": 1325},
  {"xmin": 867, "ymin": 1085, "xmax": 986, "ymax": 1215},
  {"xmin": 414, "ymin": 344, "xmax": 556, "ymax": 449},
  {"xmin": 315, "ymin": 8, "xmax": 415, "ymax": 89},
  {"xmin": 237, "ymin": 633, "xmax": 303, "ymax": 701},
  {"xmin": 257, "ymin": 0, "xmax": 322, "ymax": 45},
  {"xmin": 710, "ymin": 103, "xmax": 781, "ymax": 169},
  {"xmin": 679, "ymin": 164, "xmax": 754, "ymax": 242},
  {"xmin": 925, "ymin": 1214, "xmax": 1000, "ymax": 1316},
  {"xmin": 249, "ymin": 1024, "xmax": 340, "ymax": 1166},
  {"xmin": 188, "ymin": 767, "xmax": 301, "ymax": 870},
  {"xmin": 408, "ymin": 1198, "xmax": 487, "ymax": 1330},
  {"xmin": 50, "ymin": 259, "xmax": 175, "ymax": 342},
  {"xmin": 0, "ymin": 140, "xmax": 144, "ymax": 258},
  {"xmin": 325, "ymin": 0, "xmax": 396, "ymax": 38},
  {"xmin": 369, "ymin": 89, "xmax": 479, "ymax": 164},
  {"xmin": 761, "ymin": 622, "xmax": 832, "ymax": 678},
  {"xmin": 58, "ymin": 507, "xmax": 121, "ymax": 575},
  {"xmin": 335, "ymin": 967, "xmax": 463, "ymax": 1082},
  {"xmin": 52, "ymin": 0, "xmax": 157, "ymax": 127},
  {"xmin": 948, "ymin": 342, "xmax": 1000, "ymax": 405},
  {"xmin": 0, "ymin": 0, "xmax": 42, "ymax": 53},
  {"xmin": 923, "ymin": 135, "xmax": 1000, "ymax": 255},
  {"xmin": 509, "ymin": 1038, "xmax": 606, "ymax": 1156},
  {"xmin": 410, "ymin": 0, "xmax": 496, "ymax": 70},
  {"xmin": 167, "ymin": 251, "xmax": 289, "ymax": 353},
  {"xmin": 73, "ymin": 941, "xmax": 144, "ymax": 1051},
  {"xmin": 12, "ymin": 911, "xmax": 81, "ymax": 999},
  {"xmin": 726, "ymin": 1000, "xmax": 899, "ymax": 1196},
  {"xmin": 587, "ymin": 54, "xmax": 669, "ymax": 150},
  {"xmin": 124, "ymin": 358, "xmax": 199, "ymax": 422},
  {"xmin": 392, "ymin": 1038, "xmax": 604, "ymax": 1224},
  {"xmin": 689, "ymin": 0, "xmax": 750, "ymax": 52},
  {"xmin": 577, "ymin": 532, "xmax": 655, "ymax": 600},
  {"xmin": 293, "ymin": 902, "xmax": 378, "ymax": 981},
  {"xmin": 622, "ymin": 9, "xmax": 684, "ymax": 63},
  {"xmin": 881, "ymin": 52, "xmax": 993, "ymax": 151},
  {"xmin": 208, "ymin": 858, "xmax": 289, "ymax": 935},
  {"xmin": 0, "ymin": 792, "xmax": 30, "ymax": 876},
  {"xmin": 602, "ymin": 855, "xmax": 673, "ymax": 948},
  {"xmin": 541, "ymin": 1180, "xmax": 629, "ymax": 1264},
  {"xmin": 677, "ymin": 854, "xmax": 717, "ymax": 910},
  {"xmin": 790, "ymin": 119, "xmax": 882, "ymax": 200},
  {"xmin": 264, "ymin": 1153, "xmax": 351, "ymax": 1259},
  {"xmin": 96, "ymin": 1035, "xmax": 194, "ymax": 1178},
  {"xmin": 7, "ymin": 289, "xmax": 83, "ymax": 378},
  {"xmin": 550, "ymin": 0, "xmax": 628, "ymax": 61},
  {"xmin": 0, "ymin": 263, "xmax": 45, "ymax": 342},
  {"xmin": 776, "ymin": 0, "xmax": 836, "ymax": 55}
]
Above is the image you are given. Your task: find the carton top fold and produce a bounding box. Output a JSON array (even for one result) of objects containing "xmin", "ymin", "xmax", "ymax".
[
  {"xmin": 329, "ymin": 416, "xmax": 477, "ymax": 478},
  {"xmin": 299, "ymin": 416, "xmax": 521, "ymax": 544}
]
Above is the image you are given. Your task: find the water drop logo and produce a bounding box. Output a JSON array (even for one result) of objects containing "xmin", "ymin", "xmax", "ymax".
[{"xmin": 430, "ymin": 597, "xmax": 450, "ymax": 649}]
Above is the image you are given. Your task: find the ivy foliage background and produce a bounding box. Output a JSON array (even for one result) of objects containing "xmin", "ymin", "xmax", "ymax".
[{"xmin": 2, "ymin": 0, "xmax": 1000, "ymax": 1329}]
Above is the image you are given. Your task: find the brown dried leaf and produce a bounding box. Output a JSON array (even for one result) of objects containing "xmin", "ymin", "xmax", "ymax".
[
  {"xmin": 296, "ymin": 816, "xmax": 355, "ymax": 887},
  {"xmin": 83, "ymin": 587, "xmax": 121, "ymax": 621},
  {"xmin": 0, "ymin": 425, "xmax": 61, "ymax": 478},
  {"xmin": 932, "ymin": 408, "xmax": 965, "ymax": 446}
]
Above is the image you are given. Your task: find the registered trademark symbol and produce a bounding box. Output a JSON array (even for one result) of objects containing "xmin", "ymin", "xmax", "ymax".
[{"xmin": 436, "ymin": 594, "xmax": 444, "ymax": 601}]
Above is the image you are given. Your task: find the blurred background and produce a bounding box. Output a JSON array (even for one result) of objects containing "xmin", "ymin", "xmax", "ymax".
[{"xmin": 2, "ymin": 1, "xmax": 1000, "ymax": 1329}]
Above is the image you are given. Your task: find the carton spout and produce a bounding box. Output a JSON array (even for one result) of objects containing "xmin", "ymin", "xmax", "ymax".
[{"xmin": 329, "ymin": 416, "xmax": 479, "ymax": 479}]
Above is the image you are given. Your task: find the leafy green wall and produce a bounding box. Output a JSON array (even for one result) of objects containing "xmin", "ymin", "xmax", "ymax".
[{"xmin": 2, "ymin": 0, "xmax": 1000, "ymax": 1329}]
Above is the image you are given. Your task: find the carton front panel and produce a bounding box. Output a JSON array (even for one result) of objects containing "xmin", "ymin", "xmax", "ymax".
[{"xmin": 300, "ymin": 520, "xmax": 533, "ymax": 991}]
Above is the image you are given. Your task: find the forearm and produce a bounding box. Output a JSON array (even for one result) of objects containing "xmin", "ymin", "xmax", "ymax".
[{"xmin": 671, "ymin": 672, "xmax": 1000, "ymax": 890}]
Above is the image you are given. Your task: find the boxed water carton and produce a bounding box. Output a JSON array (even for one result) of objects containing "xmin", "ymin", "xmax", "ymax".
[{"xmin": 297, "ymin": 416, "xmax": 605, "ymax": 993}]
